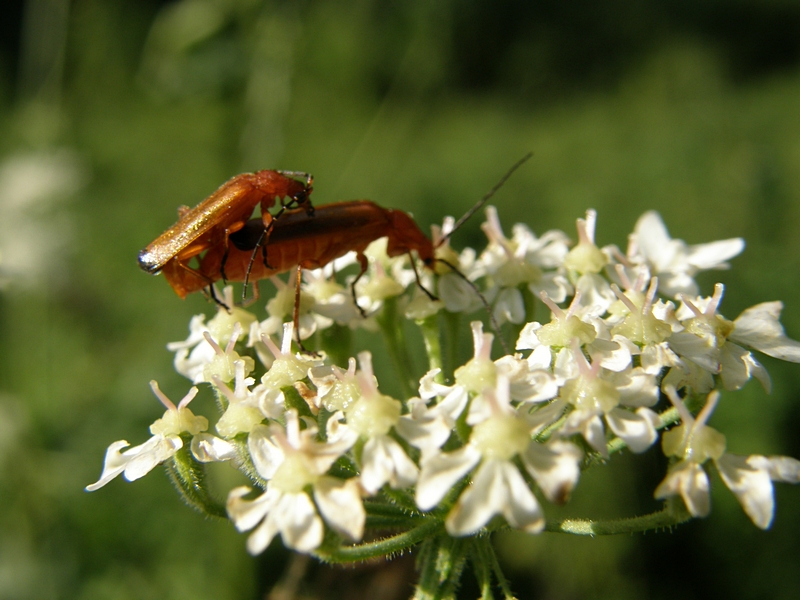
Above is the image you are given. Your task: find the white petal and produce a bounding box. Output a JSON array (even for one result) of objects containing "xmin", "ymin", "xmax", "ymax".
[
  {"xmin": 416, "ymin": 446, "xmax": 481, "ymax": 511},
  {"xmin": 522, "ymin": 440, "xmax": 582, "ymax": 504},
  {"xmin": 494, "ymin": 287, "xmax": 526, "ymax": 325},
  {"xmin": 654, "ymin": 461, "xmax": 710, "ymax": 518},
  {"xmin": 360, "ymin": 435, "xmax": 418, "ymax": 494},
  {"xmin": 685, "ymin": 238, "xmax": 744, "ymax": 269},
  {"xmin": 521, "ymin": 399, "xmax": 568, "ymax": 434},
  {"xmin": 527, "ymin": 344, "xmax": 554, "ymax": 371},
  {"xmin": 418, "ymin": 369, "xmax": 452, "ymax": 400},
  {"xmin": 593, "ymin": 337, "xmax": 632, "ymax": 372},
  {"xmin": 605, "ymin": 408, "xmax": 660, "ymax": 453},
  {"xmin": 274, "ymin": 491, "xmax": 324, "ymax": 552},
  {"xmin": 516, "ymin": 322, "xmax": 543, "ymax": 350},
  {"xmin": 123, "ymin": 435, "xmax": 182, "ymax": 482},
  {"xmin": 613, "ymin": 367, "xmax": 659, "ymax": 408},
  {"xmin": 750, "ymin": 455, "xmax": 800, "ymax": 483},
  {"xmin": 669, "ymin": 331, "xmax": 719, "ymax": 373},
  {"xmin": 85, "ymin": 440, "xmax": 131, "ymax": 491},
  {"xmin": 245, "ymin": 508, "xmax": 281, "ymax": 555},
  {"xmin": 720, "ymin": 343, "xmax": 770, "ymax": 392},
  {"xmin": 395, "ymin": 412, "xmax": 453, "ymax": 455},
  {"xmin": 446, "ymin": 459, "xmax": 543, "ymax": 536},
  {"xmin": 227, "ymin": 486, "xmax": 277, "ymax": 534},
  {"xmin": 500, "ymin": 461, "xmax": 545, "ymax": 533},
  {"xmin": 314, "ymin": 477, "xmax": 365, "ymax": 541},
  {"xmin": 247, "ymin": 424, "xmax": 284, "ymax": 480},
  {"xmin": 716, "ymin": 454, "xmax": 774, "ymax": 529},
  {"xmin": 633, "ymin": 211, "xmax": 673, "ymax": 266},
  {"xmin": 191, "ymin": 433, "xmax": 238, "ymax": 462},
  {"xmin": 564, "ymin": 412, "xmax": 607, "ymax": 457},
  {"xmin": 438, "ymin": 272, "xmax": 481, "ymax": 313},
  {"xmin": 730, "ymin": 302, "xmax": 800, "ymax": 362},
  {"xmin": 495, "ymin": 354, "xmax": 559, "ymax": 403}
]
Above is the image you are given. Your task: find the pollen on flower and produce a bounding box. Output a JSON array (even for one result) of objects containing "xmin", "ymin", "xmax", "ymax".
[
  {"xmin": 203, "ymin": 323, "xmax": 255, "ymax": 384},
  {"xmin": 561, "ymin": 344, "xmax": 620, "ymax": 413},
  {"xmin": 313, "ymin": 359, "xmax": 360, "ymax": 412},
  {"xmin": 270, "ymin": 451, "xmax": 319, "ymax": 493},
  {"xmin": 661, "ymin": 388, "xmax": 727, "ymax": 463},
  {"xmin": 454, "ymin": 322, "xmax": 498, "ymax": 393},
  {"xmin": 610, "ymin": 280, "xmax": 672, "ymax": 345},
  {"xmin": 206, "ymin": 288, "xmax": 257, "ymax": 344},
  {"xmin": 471, "ymin": 413, "xmax": 530, "ymax": 460},
  {"xmin": 563, "ymin": 210, "xmax": 607, "ymax": 275},
  {"xmin": 260, "ymin": 324, "xmax": 316, "ymax": 389},
  {"xmin": 148, "ymin": 382, "xmax": 208, "ymax": 436},
  {"xmin": 345, "ymin": 352, "xmax": 401, "ymax": 437},
  {"xmin": 535, "ymin": 292, "xmax": 596, "ymax": 348},
  {"xmin": 681, "ymin": 286, "xmax": 736, "ymax": 346}
]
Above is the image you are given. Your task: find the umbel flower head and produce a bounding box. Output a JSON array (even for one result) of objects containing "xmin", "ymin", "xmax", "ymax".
[{"xmin": 88, "ymin": 205, "xmax": 800, "ymax": 596}]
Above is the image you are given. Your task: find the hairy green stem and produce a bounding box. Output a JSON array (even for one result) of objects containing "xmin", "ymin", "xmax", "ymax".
[
  {"xmin": 314, "ymin": 518, "xmax": 443, "ymax": 564},
  {"xmin": 545, "ymin": 501, "xmax": 692, "ymax": 535},
  {"xmin": 165, "ymin": 443, "xmax": 227, "ymax": 519}
]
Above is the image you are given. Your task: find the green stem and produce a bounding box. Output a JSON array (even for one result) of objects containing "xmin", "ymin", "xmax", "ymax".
[
  {"xmin": 314, "ymin": 517, "xmax": 443, "ymax": 564},
  {"xmin": 414, "ymin": 539, "xmax": 439, "ymax": 600},
  {"xmin": 483, "ymin": 537, "xmax": 516, "ymax": 600},
  {"xmin": 545, "ymin": 502, "xmax": 692, "ymax": 535},
  {"xmin": 165, "ymin": 443, "xmax": 227, "ymax": 519},
  {"xmin": 418, "ymin": 314, "xmax": 444, "ymax": 380},
  {"xmin": 377, "ymin": 296, "xmax": 416, "ymax": 399},
  {"xmin": 471, "ymin": 539, "xmax": 495, "ymax": 600},
  {"xmin": 415, "ymin": 535, "xmax": 468, "ymax": 600},
  {"xmin": 442, "ymin": 310, "xmax": 462, "ymax": 382},
  {"xmin": 380, "ymin": 487, "xmax": 421, "ymax": 513},
  {"xmin": 437, "ymin": 537, "xmax": 469, "ymax": 600}
]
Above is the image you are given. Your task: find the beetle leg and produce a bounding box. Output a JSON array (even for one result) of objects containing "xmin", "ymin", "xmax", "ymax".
[
  {"xmin": 243, "ymin": 227, "xmax": 268, "ymax": 304},
  {"xmin": 436, "ymin": 257, "xmax": 511, "ymax": 356},
  {"xmin": 171, "ymin": 259, "xmax": 230, "ymax": 311},
  {"xmin": 408, "ymin": 251, "xmax": 438, "ymax": 301},
  {"xmin": 350, "ymin": 252, "xmax": 369, "ymax": 318},
  {"xmin": 292, "ymin": 264, "xmax": 316, "ymax": 355},
  {"xmin": 220, "ymin": 233, "xmax": 231, "ymax": 283}
]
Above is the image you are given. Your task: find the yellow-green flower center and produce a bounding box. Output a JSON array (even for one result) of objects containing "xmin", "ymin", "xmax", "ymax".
[
  {"xmin": 454, "ymin": 358, "xmax": 497, "ymax": 394},
  {"xmin": 561, "ymin": 376, "xmax": 619, "ymax": 413},
  {"xmin": 536, "ymin": 316, "xmax": 596, "ymax": 348},
  {"xmin": 471, "ymin": 414, "xmax": 531, "ymax": 460},
  {"xmin": 271, "ymin": 452, "xmax": 318, "ymax": 493},
  {"xmin": 346, "ymin": 393, "xmax": 401, "ymax": 437}
]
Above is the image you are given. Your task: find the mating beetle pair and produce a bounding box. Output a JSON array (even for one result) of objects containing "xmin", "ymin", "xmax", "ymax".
[{"xmin": 138, "ymin": 155, "xmax": 532, "ymax": 343}]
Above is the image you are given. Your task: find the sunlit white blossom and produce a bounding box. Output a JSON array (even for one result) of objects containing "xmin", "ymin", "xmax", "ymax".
[
  {"xmin": 227, "ymin": 411, "xmax": 363, "ymax": 554},
  {"xmin": 86, "ymin": 382, "xmax": 207, "ymax": 491},
  {"xmin": 629, "ymin": 211, "xmax": 744, "ymax": 298},
  {"xmin": 655, "ymin": 388, "xmax": 800, "ymax": 528}
]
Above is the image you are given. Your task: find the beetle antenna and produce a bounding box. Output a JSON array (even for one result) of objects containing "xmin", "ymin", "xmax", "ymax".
[
  {"xmin": 436, "ymin": 258, "xmax": 511, "ymax": 356},
  {"xmin": 437, "ymin": 151, "xmax": 533, "ymax": 248}
]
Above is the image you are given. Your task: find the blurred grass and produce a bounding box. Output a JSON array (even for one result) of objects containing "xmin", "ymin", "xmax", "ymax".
[{"xmin": 1, "ymin": 1, "xmax": 799, "ymax": 599}]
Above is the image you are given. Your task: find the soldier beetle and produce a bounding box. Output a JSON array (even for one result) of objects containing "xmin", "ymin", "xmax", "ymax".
[
  {"xmin": 138, "ymin": 169, "xmax": 314, "ymax": 298},
  {"xmin": 142, "ymin": 154, "xmax": 532, "ymax": 351}
]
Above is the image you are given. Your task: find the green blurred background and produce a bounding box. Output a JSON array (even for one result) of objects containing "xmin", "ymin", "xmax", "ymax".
[{"xmin": 1, "ymin": 1, "xmax": 799, "ymax": 598}]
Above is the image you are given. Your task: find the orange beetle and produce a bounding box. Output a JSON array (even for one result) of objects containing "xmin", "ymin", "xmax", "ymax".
[
  {"xmin": 138, "ymin": 169, "xmax": 313, "ymax": 298},
  {"xmin": 173, "ymin": 200, "xmax": 436, "ymax": 303}
]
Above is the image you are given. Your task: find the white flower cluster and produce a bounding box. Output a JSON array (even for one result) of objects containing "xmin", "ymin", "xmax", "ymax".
[{"xmin": 87, "ymin": 208, "xmax": 800, "ymax": 556}]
